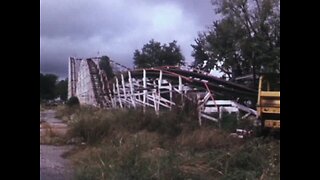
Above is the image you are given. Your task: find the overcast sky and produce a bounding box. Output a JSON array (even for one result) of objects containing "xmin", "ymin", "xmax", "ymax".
[{"xmin": 40, "ymin": 0, "xmax": 217, "ymax": 78}]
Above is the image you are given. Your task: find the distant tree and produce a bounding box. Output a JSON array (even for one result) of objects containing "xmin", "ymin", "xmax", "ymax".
[
  {"xmin": 55, "ymin": 78, "xmax": 68, "ymax": 101},
  {"xmin": 99, "ymin": 56, "xmax": 114, "ymax": 79},
  {"xmin": 40, "ymin": 73, "xmax": 58, "ymax": 100},
  {"xmin": 133, "ymin": 39, "xmax": 185, "ymax": 68},
  {"xmin": 191, "ymin": 0, "xmax": 280, "ymax": 87}
]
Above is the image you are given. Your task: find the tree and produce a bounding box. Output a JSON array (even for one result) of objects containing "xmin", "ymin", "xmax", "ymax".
[
  {"xmin": 133, "ymin": 39, "xmax": 185, "ymax": 68},
  {"xmin": 191, "ymin": 32, "xmax": 209, "ymax": 70},
  {"xmin": 191, "ymin": 0, "xmax": 280, "ymax": 86},
  {"xmin": 40, "ymin": 73, "xmax": 58, "ymax": 100},
  {"xmin": 99, "ymin": 55, "xmax": 114, "ymax": 80},
  {"xmin": 55, "ymin": 78, "xmax": 68, "ymax": 101}
]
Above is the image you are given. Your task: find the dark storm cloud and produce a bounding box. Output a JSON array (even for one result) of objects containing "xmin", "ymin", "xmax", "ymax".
[{"xmin": 40, "ymin": 0, "xmax": 216, "ymax": 78}]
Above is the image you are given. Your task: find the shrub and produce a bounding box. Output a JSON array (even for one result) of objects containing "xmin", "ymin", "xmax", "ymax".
[
  {"xmin": 66, "ymin": 107, "xmax": 279, "ymax": 180},
  {"xmin": 220, "ymin": 112, "xmax": 238, "ymax": 132},
  {"xmin": 66, "ymin": 96, "xmax": 80, "ymax": 107},
  {"xmin": 207, "ymin": 138, "xmax": 280, "ymax": 180},
  {"xmin": 55, "ymin": 105, "xmax": 77, "ymax": 122},
  {"xmin": 71, "ymin": 133, "xmax": 184, "ymax": 180},
  {"xmin": 68, "ymin": 107, "xmax": 111, "ymax": 145},
  {"xmin": 177, "ymin": 128, "xmax": 242, "ymax": 151}
]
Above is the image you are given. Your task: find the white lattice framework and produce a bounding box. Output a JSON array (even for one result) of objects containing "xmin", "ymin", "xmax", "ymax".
[{"xmin": 68, "ymin": 57, "xmax": 258, "ymax": 125}]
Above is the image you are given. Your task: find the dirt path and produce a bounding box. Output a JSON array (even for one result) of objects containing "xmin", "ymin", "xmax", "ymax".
[
  {"xmin": 40, "ymin": 145, "xmax": 74, "ymax": 180},
  {"xmin": 40, "ymin": 110, "xmax": 74, "ymax": 180}
]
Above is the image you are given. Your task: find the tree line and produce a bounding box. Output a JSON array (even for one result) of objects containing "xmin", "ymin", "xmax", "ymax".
[
  {"xmin": 40, "ymin": 73, "xmax": 68, "ymax": 101},
  {"xmin": 191, "ymin": 0, "xmax": 279, "ymax": 87}
]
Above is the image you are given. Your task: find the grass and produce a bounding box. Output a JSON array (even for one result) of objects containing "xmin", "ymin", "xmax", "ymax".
[
  {"xmin": 55, "ymin": 105, "xmax": 280, "ymax": 180},
  {"xmin": 40, "ymin": 122, "xmax": 68, "ymax": 145}
]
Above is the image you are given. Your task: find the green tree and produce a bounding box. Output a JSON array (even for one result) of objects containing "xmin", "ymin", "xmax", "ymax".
[
  {"xmin": 99, "ymin": 55, "xmax": 114, "ymax": 79},
  {"xmin": 191, "ymin": 32, "xmax": 209, "ymax": 70},
  {"xmin": 191, "ymin": 0, "xmax": 280, "ymax": 86},
  {"xmin": 40, "ymin": 73, "xmax": 58, "ymax": 100},
  {"xmin": 133, "ymin": 39, "xmax": 185, "ymax": 68},
  {"xmin": 55, "ymin": 78, "xmax": 68, "ymax": 101}
]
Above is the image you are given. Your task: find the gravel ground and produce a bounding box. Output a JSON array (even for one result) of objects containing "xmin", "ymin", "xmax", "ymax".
[
  {"xmin": 40, "ymin": 110, "xmax": 64, "ymax": 124},
  {"xmin": 40, "ymin": 145, "xmax": 74, "ymax": 180}
]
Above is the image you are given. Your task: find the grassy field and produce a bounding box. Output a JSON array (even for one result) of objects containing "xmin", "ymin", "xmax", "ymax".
[{"xmin": 56, "ymin": 106, "xmax": 280, "ymax": 180}]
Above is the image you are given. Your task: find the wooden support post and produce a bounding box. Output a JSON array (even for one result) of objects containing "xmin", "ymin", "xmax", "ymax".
[
  {"xmin": 128, "ymin": 71, "xmax": 136, "ymax": 108},
  {"xmin": 143, "ymin": 69, "xmax": 147, "ymax": 112},
  {"xmin": 197, "ymin": 94, "xmax": 202, "ymax": 126},
  {"xmin": 121, "ymin": 74, "xmax": 127, "ymax": 107},
  {"xmin": 178, "ymin": 76, "xmax": 184, "ymax": 107},
  {"xmin": 218, "ymin": 106, "xmax": 222, "ymax": 128},
  {"xmin": 158, "ymin": 70, "xmax": 162, "ymax": 111},
  {"xmin": 169, "ymin": 82, "xmax": 172, "ymax": 110},
  {"xmin": 153, "ymin": 91, "xmax": 158, "ymax": 115},
  {"xmin": 116, "ymin": 77, "xmax": 123, "ymax": 108},
  {"xmin": 112, "ymin": 83, "xmax": 116, "ymax": 108}
]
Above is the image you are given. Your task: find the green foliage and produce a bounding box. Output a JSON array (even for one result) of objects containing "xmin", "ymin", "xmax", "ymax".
[
  {"xmin": 40, "ymin": 73, "xmax": 58, "ymax": 100},
  {"xmin": 68, "ymin": 107, "xmax": 110, "ymax": 145},
  {"xmin": 40, "ymin": 73, "xmax": 68, "ymax": 101},
  {"xmin": 191, "ymin": 0, "xmax": 280, "ymax": 84},
  {"xmin": 191, "ymin": 32, "xmax": 210, "ymax": 69},
  {"xmin": 66, "ymin": 96, "xmax": 80, "ymax": 107},
  {"xmin": 134, "ymin": 39, "xmax": 185, "ymax": 68},
  {"xmin": 72, "ymin": 135, "xmax": 183, "ymax": 180},
  {"xmin": 99, "ymin": 55, "xmax": 114, "ymax": 79},
  {"xmin": 219, "ymin": 138, "xmax": 280, "ymax": 180},
  {"xmin": 220, "ymin": 113, "xmax": 239, "ymax": 132},
  {"xmin": 66, "ymin": 108, "xmax": 279, "ymax": 180},
  {"xmin": 55, "ymin": 78, "xmax": 68, "ymax": 101}
]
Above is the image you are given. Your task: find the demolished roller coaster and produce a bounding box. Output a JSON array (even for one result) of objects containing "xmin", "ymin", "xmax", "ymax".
[{"xmin": 68, "ymin": 57, "xmax": 258, "ymax": 125}]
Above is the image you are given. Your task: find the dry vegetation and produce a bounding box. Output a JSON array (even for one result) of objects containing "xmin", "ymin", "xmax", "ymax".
[
  {"xmin": 40, "ymin": 122, "xmax": 68, "ymax": 145},
  {"xmin": 56, "ymin": 105, "xmax": 279, "ymax": 180}
]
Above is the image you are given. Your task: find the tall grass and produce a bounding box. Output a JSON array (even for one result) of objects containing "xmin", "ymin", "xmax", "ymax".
[
  {"xmin": 65, "ymin": 106, "xmax": 199, "ymax": 145},
  {"xmin": 55, "ymin": 105, "xmax": 79, "ymax": 122},
  {"xmin": 59, "ymin": 105, "xmax": 279, "ymax": 180}
]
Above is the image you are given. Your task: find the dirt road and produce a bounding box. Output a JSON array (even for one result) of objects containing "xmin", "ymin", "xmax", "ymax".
[
  {"xmin": 40, "ymin": 145, "xmax": 74, "ymax": 180},
  {"xmin": 40, "ymin": 110, "xmax": 74, "ymax": 180}
]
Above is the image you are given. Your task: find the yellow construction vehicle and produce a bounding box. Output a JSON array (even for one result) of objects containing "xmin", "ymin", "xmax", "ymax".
[{"xmin": 256, "ymin": 73, "xmax": 280, "ymax": 134}]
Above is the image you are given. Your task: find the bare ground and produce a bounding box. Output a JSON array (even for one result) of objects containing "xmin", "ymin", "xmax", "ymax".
[
  {"xmin": 40, "ymin": 110, "xmax": 74, "ymax": 180},
  {"xmin": 40, "ymin": 145, "xmax": 74, "ymax": 180}
]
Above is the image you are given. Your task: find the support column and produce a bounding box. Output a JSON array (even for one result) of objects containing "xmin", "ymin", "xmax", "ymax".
[
  {"xmin": 143, "ymin": 69, "xmax": 147, "ymax": 112},
  {"xmin": 116, "ymin": 77, "xmax": 123, "ymax": 108},
  {"xmin": 128, "ymin": 71, "xmax": 136, "ymax": 108}
]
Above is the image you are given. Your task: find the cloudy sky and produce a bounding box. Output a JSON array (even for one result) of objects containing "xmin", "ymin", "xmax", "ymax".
[{"xmin": 40, "ymin": 0, "xmax": 217, "ymax": 78}]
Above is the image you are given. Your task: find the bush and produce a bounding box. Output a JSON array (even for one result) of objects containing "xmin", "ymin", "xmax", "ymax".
[
  {"xmin": 66, "ymin": 96, "xmax": 80, "ymax": 107},
  {"xmin": 207, "ymin": 137, "xmax": 280, "ymax": 180},
  {"xmin": 145, "ymin": 110, "xmax": 183, "ymax": 137},
  {"xmin": 68, "ymin": 107, "xmax": 111, "ymax": 145},
  {"xmin": 220, "ymin": 113, "xmax": 238, "ymax": 132},
  {"xmin": 55, "ymin": 105, "xmax": 77, "ymax": 122},
  {"xmin": 66, "ymin": 107, "xmax": 279, "ymax": 180},
  {"xmin": 71, "ymin": 132, "xmax": 184, "ymax": 180}
]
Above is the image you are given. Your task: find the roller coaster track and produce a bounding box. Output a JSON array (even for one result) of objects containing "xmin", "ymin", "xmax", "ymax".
[
  {"xmin": 122, "ymin": 67, "xmax": 258, "ymax": 100},
  {"xmin": 69, "ymin": 57, "xmax": 258, "ymax": 125},
  {"xmin": 87, "ymin": 59, "xmax": 110, "ymax": 108}
]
